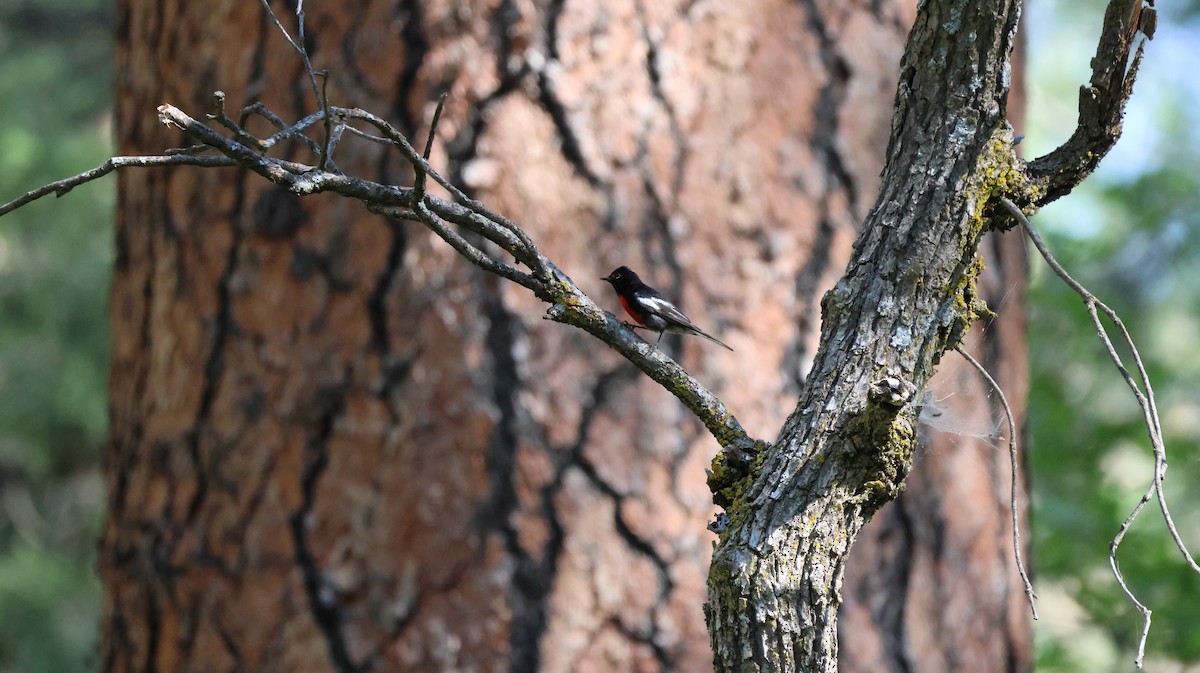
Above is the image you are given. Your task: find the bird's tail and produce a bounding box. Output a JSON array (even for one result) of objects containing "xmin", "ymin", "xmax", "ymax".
[{"xmin": 691, "ymin": 327, "xmax": 733, "ymax": 351}]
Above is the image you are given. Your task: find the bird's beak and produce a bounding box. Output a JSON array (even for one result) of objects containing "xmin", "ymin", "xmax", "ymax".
[{"xmin": 600, "ymin": 275, "xmax": 612, "ymax": 283}]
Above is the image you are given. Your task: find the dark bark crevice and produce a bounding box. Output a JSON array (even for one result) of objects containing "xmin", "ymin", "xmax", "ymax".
[
  {"xmin": 798, "ymin": 0, "xmax": 859, "ymax": 212},
  {"xmin": 388, "ymin": 0, "xmax": 430, "ymax": 137},
  {"xmin": 141, "ymin": 590, "xmax": 161, "ymax": 673},
  {"xmin": 290, "ymin": 383, "xmax": 360, "ymax": 673},
  {"xmin": 467, "ymin": 281, "xmax": 565, "ymax": 673},
  {"xmin": 531, "ymin": 0, "xmax": 603, "ymax": 188},
  {"xmin": 183, "ymin": 171, "xmax": 248, "ymax": 527},
  {"xmin": 365, "ymin": 218, "xmax": 406, "ymax": 352}
]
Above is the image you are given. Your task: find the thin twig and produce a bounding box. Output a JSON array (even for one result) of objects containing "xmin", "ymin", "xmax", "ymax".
[
  {"xmin": 259, "ymin": 0, "xmax": 332, "ymax": 168},
  {"xmin": 413, "ymin": 201, "xmax": 539, "ymax": 291},
  {"xmin": 413, "ymin": 93, "xmax": 448, "ymax": 203},
  {"xmin": 338, "ymin": 109, "xmax": 464, "ymax": 201},
  {"xmin": 0, "ymin": 155, "xmax": 237, "ymax": 217},
  {"xmin": 315, "ymin": 64, "xmax": 334, "ymax": 171},
  {"xmin": 325, "ymin": 120, "xmax": 347, "ymax": 161},
  {"xmin": 954, "ymin": 344, "xmax": 1038, "ymax": 619},
  {"xmin": 424, "ymin": 94, "xmax": 447, "ymax": 160},
  {"xmin": 335, "ymin": 107, "xmax": 546, "ymax": 270},
  {"xmin": 239, "ymin": 101, "xmax": 288, "ymax": 130},
  {"xmin": 164, "ymin": 144, "xmax": 214, "ymax": 156},
  {"xmin": 1001, "ymin": 196, "xmax": 1199, "ymax": 668},
  {"xmin": 261, "ymin": 110, "xmax": 325, "ymax": 151},
  {"xmin": 340, "ymin": 124, "xmax": 391, "ymax": 145},
  {"xmin": 234, "ymin": 98, "xmax": 340, "ymax": 171},
  {"xmin": 1111, "ymin": 488, "xmax": 1155, "ymax": 667},
  {"xmin": 208, "ymin": 91, "xmax": 266, "ymax": 150}
]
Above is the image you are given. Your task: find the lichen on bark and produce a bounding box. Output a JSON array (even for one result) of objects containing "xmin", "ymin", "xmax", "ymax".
[{"xmin": 704, "ymin": 1, "xmax": 1033, "ymax": 671}]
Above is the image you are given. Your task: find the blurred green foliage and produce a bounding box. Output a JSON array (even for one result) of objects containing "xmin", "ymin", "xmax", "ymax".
[
  {"xmin": 1027, "ymin": 0, "xmax": 1200, "ymax": 670},
  {"xmin": 0, "ymin": 1, "xmax": 114, "ymax": 671}
]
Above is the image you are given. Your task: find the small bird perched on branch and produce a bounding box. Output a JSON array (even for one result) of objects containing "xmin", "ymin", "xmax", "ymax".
[{"xmin": 601, "ymin": 266, "xmax": 733, "ymax": 351}]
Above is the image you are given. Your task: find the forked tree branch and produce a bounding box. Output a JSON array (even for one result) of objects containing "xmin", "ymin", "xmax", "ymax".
[
  {"xmin": 259, "ymin": 0, "xmax": 334, "ymax": 170},
  {"xmin": 10, "ymin": 0, "xmax": 769, "ymax": 469},
  {"xmin": 0, "ymin": 92, "xmax": 761, "ymax": 467}
]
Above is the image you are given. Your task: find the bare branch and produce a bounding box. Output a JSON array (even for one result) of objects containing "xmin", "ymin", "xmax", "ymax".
[
  {"xmin": 1001, "ymin": 197, "xmax": 1199, "ymax": 668},
  {"xmin": 0, "ymin": 154, "xmax": 236, "ymax": 217},
  {"xmin": 543, "ymin": 287, "xmax": 760, "ymax": 463},
  {"xmin": 160, "ymin": 104, "xmax": 318, "ymax": 186},
  {"xmin": 0, "ymin": 62, "xmax": 762, "ymax": 460},
  {"xmin": 239, "ymin": 101, "xmax": 289, "ymax": 130},
  {"xmin": 314, "ymin": 61, "xmax": 334, "ymax": 171},
  {"xmin": 157, "ymin": 105, "xmax": 531, "ymax": 273},
  {"xmin": 337, "ymin": 109, "xmax": 473, "ymax": 204},
  {"xmin": 339, "ymin": 124, "xmax": 392, "ymax": 146},
  {"xmin": 325, "ymin": 119, "xmax": 348, "ymax": 164},
  {"xmin": 237, "ymin": 102, "xmax": 322, "ymax": 154},
  {"xmin": 208, "ymin": 91, "xmax": 268, "ymax": 151},
  {"xmin": 226, "ymin": 100, "xmax": 346, "ymax": 178},
  {"xmin": 954, "ymin": 344, "xmax": 1037, "ymax": 620},
  {"xmin": 258, "ymin": 0, "xmax": 333, "ymax": 169},
  {"xmin": 149, "ymin": 102, "xmax": 762, "ymax": 456},
  {"xmin": 423, "ymin": 96, "xmax": 446, "ymax": 160},
  {"xmin": 412, "ymin": 201, "xmax": 539, "ymax": 291},
  {"xmin": 263, "ymin": 111, "xmax": 326, "ymax": 151},
  {"xmin": 412, "ymin": 94, "xmax": 445, "ymax": 204},
  {"xmin": 335, "ymin": 107, "xmax": 544, "ymax": 263},
  {"xmin": 1111, "ymin": 489, "xmax": 1155, "ymax": 667},
  {"xmin": 1027, "ymin": 0, "xmax": 1155, "ymax": 204}
]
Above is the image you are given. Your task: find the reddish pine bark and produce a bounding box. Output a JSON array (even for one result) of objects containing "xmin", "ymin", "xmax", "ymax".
[{"xmin": 104, "ymin": 1, "xmax": 1029, "ymax": 671}]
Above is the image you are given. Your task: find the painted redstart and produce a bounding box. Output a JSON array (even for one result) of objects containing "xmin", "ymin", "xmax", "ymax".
[{"xmin": 600, "ymin": 266, "xmax": 733, "ymax": 351}]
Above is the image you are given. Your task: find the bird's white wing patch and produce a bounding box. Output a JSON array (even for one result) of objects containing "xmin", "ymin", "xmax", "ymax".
[{"xmin": 641, "ymin": 295, "xmax": 693, "ymax": 327}]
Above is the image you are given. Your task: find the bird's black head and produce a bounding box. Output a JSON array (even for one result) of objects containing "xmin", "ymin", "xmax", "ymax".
[{"xmin": 601, "ymin": 266, "xmax": 641, "ymax": 289}]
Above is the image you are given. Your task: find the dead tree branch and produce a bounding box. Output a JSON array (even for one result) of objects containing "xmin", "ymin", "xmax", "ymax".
[
  {"xmin": 1001, "ymin": 197, "xmax": 1199, "ymax": 668},
  {"xmin": 953, "ymin": 344, "xmax": 1038, "ymax": 620},
  {"xmin": 1026, "ymin": 0, "xmax": 1156, "ymax": 205},
  {"xmin": 0, "ymin": 154, "xmax": 237, "ymax": 217},
  {"xmin": 258, "ymin": 0, "xmax": 333, "ymax": 170},
  {"xmin": 0, "ymin": 95, "xmax": 761, "ymax": 466}
]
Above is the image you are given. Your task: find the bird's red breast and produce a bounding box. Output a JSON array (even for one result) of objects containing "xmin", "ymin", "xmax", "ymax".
[{"xmin": 618, "ymin": 294, "xmax": 648, "ymax": 325}]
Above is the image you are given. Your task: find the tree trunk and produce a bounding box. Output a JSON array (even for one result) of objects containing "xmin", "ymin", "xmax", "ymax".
[
  {"xmin": 705, "ymin": 1, "xmax": 1032, "ymax": 671},
  {"xmin": 840, "ymin": 232, "xmax": 1031, "ymax": 673},
  {"xmin": 104, "ymin": 1, "xmax": 1028, "ymax": 672},
  {"xmin": 839, "ymin": 23, "xmax": 1032, "ymax": 673}
]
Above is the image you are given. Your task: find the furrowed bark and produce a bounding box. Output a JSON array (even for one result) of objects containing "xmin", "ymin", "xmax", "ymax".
[{"xmin": 705, "ymin": 2, "xmax": 1029, "ymax": 670}]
